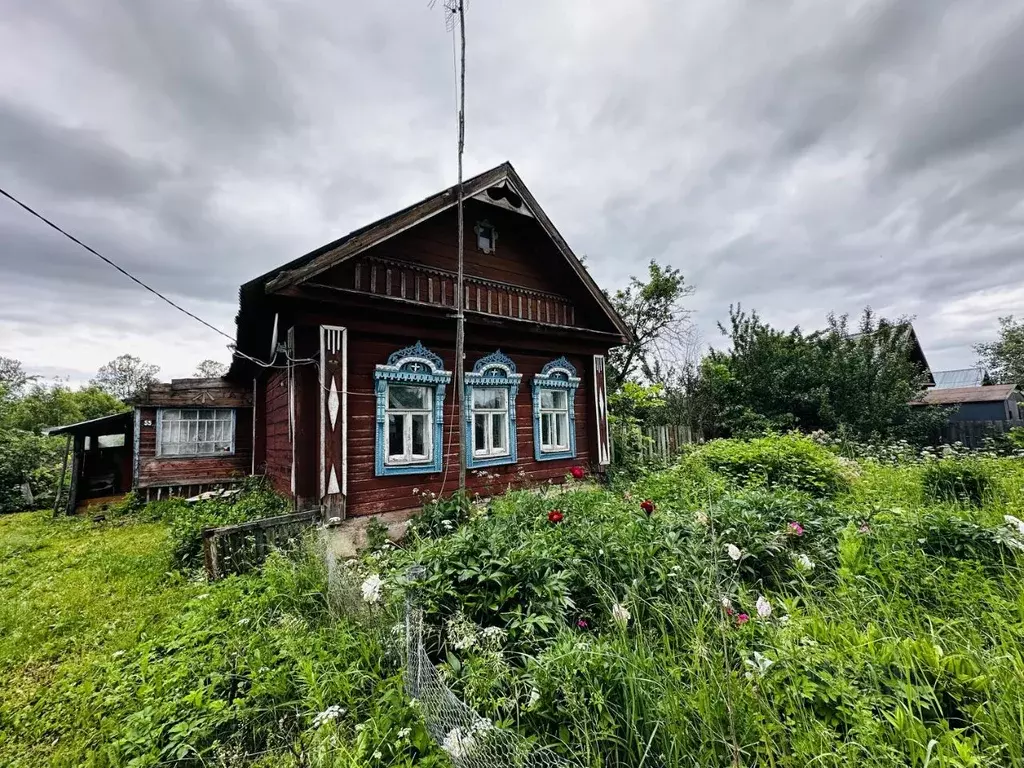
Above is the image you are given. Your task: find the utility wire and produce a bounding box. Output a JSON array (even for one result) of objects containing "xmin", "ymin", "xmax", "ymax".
[{"xmin": 0, "ymin": 186, "xmax": 235, "ymax": 342}]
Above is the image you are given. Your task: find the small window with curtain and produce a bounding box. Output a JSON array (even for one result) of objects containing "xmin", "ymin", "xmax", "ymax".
[
  {"xmin": 465, "ymin": 351, "xmax": 521, "ymax": 469},
  {"xmin": 158, "ymin": 408, "xmax": 235, "ymax": 456},
  {"xmin": 385, "ymin": 384, "xmax": 432, "ymax": 465}
]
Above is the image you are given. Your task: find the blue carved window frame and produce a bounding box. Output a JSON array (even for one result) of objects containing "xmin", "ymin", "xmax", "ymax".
[
  {"xmin": 532, "ymin": 357, "xmax": 580, "ymax": 461},
  {"xmin": 374, "ymin": 341, "xmax": 451, "ymax": 477},
  {"xmin": 465, "ymin": 351, "xmax": 521, "ymax": 469}
]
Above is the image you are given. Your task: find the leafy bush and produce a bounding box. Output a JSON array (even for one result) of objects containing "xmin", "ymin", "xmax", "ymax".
[
  {"xmin": 0, "ymin": 428, "xmax": 65, "ymax": 513},
  {"xmin": 407, "ymin": 489, "xmax": 471, "ymax": 539},
  {"xmin": 688, "ymin": 433, "xmax": 851, "ymax": 497},
  {"xmin": 141, "ymin": 479, "xmax": 290, "ymax": 568},
  {"xmin": 922, "ymin": 457, "xmax": 994, "ymax": 507}
]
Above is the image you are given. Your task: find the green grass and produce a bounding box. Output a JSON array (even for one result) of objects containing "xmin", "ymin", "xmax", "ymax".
[{"xmin": 3, "ymin": 440, "xmax": 1024, "ymax": 767}]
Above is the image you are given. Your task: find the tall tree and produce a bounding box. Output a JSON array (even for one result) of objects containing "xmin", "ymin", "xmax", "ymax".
[
  {"xmin": 194, "ymin": 359, "xmax": 228, "ymax": 378},
  {"xmin": 607, "ymin": 261, "xmax": 694, "ymax": 389},
  {"xmin": 91, "ymin": 354, "xmax": 160, "ymax": 402},
  {"xmin": 975, "ymin": 316, "xmax": 1024, "ymax": 387},
  {"xmin": 0, "ymin": 357, "xmax": 34, "ymax": 399}
]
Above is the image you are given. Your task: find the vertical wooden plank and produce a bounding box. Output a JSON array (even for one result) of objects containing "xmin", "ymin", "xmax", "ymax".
[
  {"xmin": 65, "ymin": 434, "xmax": 84, "ymax": 516},
  {"xmin": 53, "ymin": 434, "xmax": 71, "ymax": 517},
  {"xmin": 593, "ymin": 355, "xmax": 611, "ymax": 466},
  {"xmin": 320, "ymin": 325, "xmax": 347, "ymax": 522},
  {"xmin": 354, "ymin": 263, "xmax": 362, "ymax": 290}
]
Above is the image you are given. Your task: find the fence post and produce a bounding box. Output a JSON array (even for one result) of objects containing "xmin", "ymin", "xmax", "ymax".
[{"xmin": 203, "ymin": 529, "xmax": 220, "ymax": 581}]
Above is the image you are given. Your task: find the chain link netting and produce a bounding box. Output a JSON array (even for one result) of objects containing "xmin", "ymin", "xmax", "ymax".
[{"xmin": 403, "ymin": 567, "xmax": 580, "ymax": 768}]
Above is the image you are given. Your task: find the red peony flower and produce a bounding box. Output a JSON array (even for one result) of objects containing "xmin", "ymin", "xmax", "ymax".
[
  {"xmin": 548, "ymin": 509, "xmax": 564, "ymax": 524},
  {"xmin": 570, "ymin": 465, "xmax": 586, "ymax": 480},
  {"xmin": 736, "ymin": 613, "xmax": 750, "ymax": 625},
  {"xmin": 640, "ymin": 499, "xmax": 656, "ymax": 515}
]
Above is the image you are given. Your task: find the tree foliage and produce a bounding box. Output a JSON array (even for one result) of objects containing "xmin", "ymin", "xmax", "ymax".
[
  {"xmin": 607, "ymin": 261, "xmax": 694, "ymax": 389},
  {"xmin": 690, "ymin": 306, "xmax": 944, "ymax": 442},
  {"xmin": 91, "ymin": 354, "xmax": 160, "ymax": 401},
  {"xmin": 974, "ymin": 315, "xmax": 1024, "ymax": 387},
  {"xmin": 194, "ymin": 359, "xmax": 228, "ymax": 378}
]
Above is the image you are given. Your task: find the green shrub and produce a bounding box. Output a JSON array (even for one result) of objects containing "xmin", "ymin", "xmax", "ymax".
[
  {"xmin": 689, "ymin": 433, "xmax": 852, "ymax": 497},
  {"xmin": 142, "ymin": 479, "xmax": 290, "ymax": 569},
  {"xmin": 922, "ymin": 458, "xmax": 994, "ymax": 507},
  {"xmin": 407, "ymin": 489, "xmax": 471, "ymax": 539}
]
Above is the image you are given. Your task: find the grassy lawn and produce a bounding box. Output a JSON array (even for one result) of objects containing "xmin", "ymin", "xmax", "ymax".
[
  {"xmin": 2, "ymin": 436, "xmax": 1024, "ymax": 767},
  {"xmin": 0, "ymin": 512, "xmax": 198, "ymax": 766}
]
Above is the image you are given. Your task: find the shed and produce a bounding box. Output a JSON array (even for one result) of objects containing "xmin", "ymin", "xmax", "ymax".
[
  {"xmin": 48, "ymin": 412, "xmax": 134, "ymax": 515},
  {"xmin": 912, "ymin": 384, "xmax": 1022, "ymax": 422}
]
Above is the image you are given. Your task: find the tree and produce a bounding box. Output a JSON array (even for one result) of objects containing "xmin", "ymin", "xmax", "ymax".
[
  {"xmin": 975, "ymin": 316, "xmax": 1024, "ymax": 387},
  {"xmin": 91, "ymin": 354, "xmax": 160, "ymax": 402},
  {"xmin": 4, "ymin": 383, "xmax": 127, "ymax": 433},
  {"xmin": 0, "ymin": 357, "xmax": 35, "ymax": 399},
  {"xmin": 194, "ymin": 359, "xmax": 228, "ymax": 378},
  {"xmin": 607, "ymin": 261, "xmax": 695, "ymax": 389}
]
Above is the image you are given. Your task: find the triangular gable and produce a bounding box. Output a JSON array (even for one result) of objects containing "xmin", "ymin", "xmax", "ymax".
[{"xmin": 263, "ymin": 162, "xmax": 630, "ymax": 340}]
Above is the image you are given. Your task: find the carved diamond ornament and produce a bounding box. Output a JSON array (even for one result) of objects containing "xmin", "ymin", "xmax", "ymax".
[
  {"xmin": 327, "ymin": 376, "xmax": 340, "ymax": 430},
  {"xmin": 327, "ymin": 466, "xmax": 340, "ymax": 495}
]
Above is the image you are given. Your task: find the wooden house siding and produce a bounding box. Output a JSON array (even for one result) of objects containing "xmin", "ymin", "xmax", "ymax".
[
  {"xmin": 262, "ymin": 367, "xmax": 293, "ymax": 496},
  {"xmin": 136, "ymin": 406, "xmax": 253, "ymax": 488}
]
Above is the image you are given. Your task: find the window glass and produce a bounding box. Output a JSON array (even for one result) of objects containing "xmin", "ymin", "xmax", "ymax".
[
  {"xmin": 159, "ymin": 409, "xmax": 234, "ymax": 456},
  {"xmin": 389, "ymin": 385, "xmax": 427, "ymax": 409},
  {"xmin": 492, "ymin": 413, "xmax": 506, "ymax": 451},
  {"xmin": 473, "ymin": 388, "xmax": 506, "ymax": 410},
  {"xmin": 384, "ymin": 387, "xmax": 432, "ymax": 465},
  {"xmin": 411, "ymin": 414, "xmax": 427, "ymax": 456},
  {"xmin": 388, "ymin": 415, "xmax": 405, "ymax": 458}
]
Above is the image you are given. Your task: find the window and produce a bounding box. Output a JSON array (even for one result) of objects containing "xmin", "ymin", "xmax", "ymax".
[
  {"xmin": 386, "ymin": 385, "xmax": 432, "ymax": 465},
  {"xmin": 475, "ymin": 220, "xmax": 497, "ymax": 254},
  {"xmin": 473, "ymin": 388, "xmax": 509, "ymax": 457},
  {"xmin": 532, "ymin": 357, "xmax": 580, "ymax": 461},
  {"xmin": 538, "ymin": 389, "xmax": 570, "ymax": 451},
  {"xmin": 374, "ymin": 341, "xmax": 451, "ymax": 476},
  {"xmin": 465, "ymin": 351, "xmax": 521, "ymax": 468},
  {"xmin": 158, "ymin": 409, "xmax": 235, "ymax": 456}
]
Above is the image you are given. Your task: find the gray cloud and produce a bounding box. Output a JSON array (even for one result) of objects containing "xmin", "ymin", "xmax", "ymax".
[{"xmin": 1, "ymin": 0, "xmax": 1022, "ymax": 382}]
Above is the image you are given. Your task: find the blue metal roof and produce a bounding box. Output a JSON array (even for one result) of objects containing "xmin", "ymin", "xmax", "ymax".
[{"xmin": 932, "ymin": 368, "xmax": 990, "ymax": 389}]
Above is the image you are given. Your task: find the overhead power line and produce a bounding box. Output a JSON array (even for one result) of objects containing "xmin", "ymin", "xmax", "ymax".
[{"xmin": 0, "ymin": 186, "xmax": 235, "ymax": 342}]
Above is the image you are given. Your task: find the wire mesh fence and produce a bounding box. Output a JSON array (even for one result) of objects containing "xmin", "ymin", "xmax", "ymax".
[{"xmin": 403, "ymin": 566, "xmax": 581, "ymax": 768}]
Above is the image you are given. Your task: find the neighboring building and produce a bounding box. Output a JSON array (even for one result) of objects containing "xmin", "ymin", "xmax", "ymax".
[
  {"xmin": 849, "ymin": 323, "xmax": 935, "ymax": 387},
  {"xmin": 913, "ymin": 384, "xmax": 1022, "ymax": 422},
  {"xmin": 931, "ymin": 367, "xmax": 992, "ymax": 389},
  {"xmin": 230, "ymin": 162, "xmax": 628, "ymax": 519},
  {"xmin": 49, "ymin": 378, "xmax": 253, "ymax": 514}
]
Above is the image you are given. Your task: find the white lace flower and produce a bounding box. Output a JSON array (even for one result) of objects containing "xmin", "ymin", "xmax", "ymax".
[
  {"xmin": 726, "ymin": 544, "xmax": 742, "ymax": 561},
  {"xmin": 312, "ymin": 705, "xmax": 346, "ymax": 728},
  {"xmin": 361, "ymin": 574, "xmax": 384, "ymax": 604},
  {"xmin": 611, "ymin": 602, "xmax": 631, "ymax": 625},
  {"xmin": 1005, "ymin": 515, "xmax": 1024, "ymax": 536},
  {"xmin": 721, "ymin": 595, "xmax": 732, "ymax": 609},
  {"xmin": 794, "ymin": 553, "xmax": 815, "ymax": 571},
  {"xmin": 756, "ymin": 595, "xmax": 772, "ymax": 618},
  {"xmin": 443, "ymin": 727, "xmax": 476, "ymax": 759}
]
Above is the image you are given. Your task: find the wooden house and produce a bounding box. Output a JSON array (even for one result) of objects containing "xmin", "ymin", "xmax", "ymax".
[
  {"xmin": 49, "ymin": 163, "xmax": 628, "ymax": 519},
  {"xmin": 229, "ymin": 162, "xmax": 629, "ymax": 519}
]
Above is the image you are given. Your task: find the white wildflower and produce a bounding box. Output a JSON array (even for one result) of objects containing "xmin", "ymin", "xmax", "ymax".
[
  {"xmin": 756, "ymin": 595, "xmax": 772, "ymax": 619},
  {"xmin": 721, "ymin": 596, "xmax": 732, "ymax": 609},
  {"xmin": 361, "ymin": 574, "xmax": 384, "ymax": 604},
  {"xmin": 1005, "ymin": 515, "xmax": 1024, "ymax": 536},
  {"xmin": 397, "ymin": 727, "xmax": 412, "ymax": 739},
  {"xmin": 443, "ymin": 727, "xmax": 476, "ymax": 759},
  {"xmin": 527, "ymin": 688, "xmax": 541, "ymax": 707},
  {"xmin": 726, "ymin": 544, "xmax": 742, "ymax": 561},
  {"xmin": 480, "ymin": 626, "xmax": 507, "ymax": 646},
  {"xmin": 695, "ymin": 510, "xmax": 709, "ymax": 526},
  {"xmin": 794, "ymin": 553, "xmax": 815, "ymax": 571},
  {"xmin": 312, "ymin": 705, "xmax": 346, "ymax": 728},
  {"xmin": 412, "ymin": 487, "xmax": 419, "ymax": 495},
  {"xmin": 611, "ymin": 602, "xmax": 631, "ymax": 625},
  {"xmin": 373, "ymin": 750, "xmax": 383, "ymax": 760}
]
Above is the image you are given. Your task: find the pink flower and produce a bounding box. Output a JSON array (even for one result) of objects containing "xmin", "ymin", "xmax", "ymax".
[
  {"xmin": 570, "ymin": 466, "xmax": 585, "ymax": 480},
  {"xmin": 640, "ymin": 499, "xmax": 656, "ymax": 515},
  {"xmin": 547, "ymin": 509, "xmax": 564, "ymax": 524},
  {"xmin": 576, "ymin": 618, "xmax": 588, "ymax": 629},
  {"xmin": 788, "ymin": 522, "xmax": 804, "ymax": 537},
  {"xmin": 736, "ymin": 613, "xmax": 750, "ymax": 625}
]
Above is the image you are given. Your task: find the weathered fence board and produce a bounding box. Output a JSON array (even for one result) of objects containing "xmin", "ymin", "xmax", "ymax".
[
  {"xmin": 611, "ymin": 424, "xmax": 695, "ymax": 465},
  {"xmin": 202, "ymin": 510, "xmax": 319, "ymax": 580},
  {"xmin": 943, "ymin": 419, "xmax": 1023, "ymax": 449}
]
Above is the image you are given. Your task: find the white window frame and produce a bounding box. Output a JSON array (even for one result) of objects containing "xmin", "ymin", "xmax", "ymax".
[
  {"xmin": 384, "ymin": 384, "xmax": 433, "ymax": 466},
  {"xmin": 471, "ymin": 387, "xmax": 510, "ymax": 459},
  {"xmin": 156, "ymin": 408, "xmax": 236, "ymax": 457},
  {"xmin": 538, "ymin": 389, "xmax": 570, "ymax": 453}
]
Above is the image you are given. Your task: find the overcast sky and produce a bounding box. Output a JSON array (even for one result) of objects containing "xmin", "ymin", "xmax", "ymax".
[{"xmin": 2, "ymin": 0, "xmax": 1022, "ymax": 385}]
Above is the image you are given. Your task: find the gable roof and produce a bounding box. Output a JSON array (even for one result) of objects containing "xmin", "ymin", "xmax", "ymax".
[
  {"xmin": 249, "ymin": 161, "xmax": 629, "ymax": 340},
  {"xmin": 914, "ymin": 383, "xmax": 1017, "ymax": 405},
  {"xmin": 848, "ymin": 322, "xmax": 934, "ymax": 386},
  {"xmin": 932, "ymin": 367, "xmax": 991, "ymax": 389}
]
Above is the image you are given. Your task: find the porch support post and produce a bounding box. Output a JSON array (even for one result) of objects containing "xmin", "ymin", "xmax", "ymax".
[
  {"xmin": 65, "ymin": 434, "xmax": 84, "ymax": 516},
  {"xmin": 53, "ymin": 434, "xmax": 71, "ymax": 517}
]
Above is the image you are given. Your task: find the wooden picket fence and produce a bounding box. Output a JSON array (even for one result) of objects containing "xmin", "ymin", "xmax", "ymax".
[
  {"xmin": 202, "ymin": 510, "xmax": 320, "ymax": 580},
  {"xmin": 611, "ymin": 424, "xmax": 696, "ymax": 465},
  {"xmin": 943, "ymin": 419, "xmax": 1023, "ymax": 450}
]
